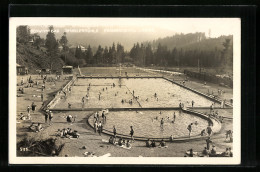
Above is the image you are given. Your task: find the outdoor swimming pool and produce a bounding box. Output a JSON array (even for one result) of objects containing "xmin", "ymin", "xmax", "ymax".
[
  {"xmin": 89, "ymin": 110, "xmax": 210, "ymax": 138},
  {"xmin": 52, "ymin": 78, "xmax": 219, "ymax": 109}
]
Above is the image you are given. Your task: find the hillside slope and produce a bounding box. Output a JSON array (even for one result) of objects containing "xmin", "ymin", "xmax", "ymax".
[
  {"xmin": 16, "ymin": 43, "xmax": 65, "ymax": 73},
  {"xmin": 179, "ymin": 35, "xmax": 233, "ymax": 51},
  {"xmin": 144, "ymin": 33, "xmax": 233, "ymax": 52}
]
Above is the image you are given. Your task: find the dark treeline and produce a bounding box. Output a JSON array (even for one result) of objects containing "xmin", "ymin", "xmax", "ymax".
[
  {"xmin": 71, "ymin": 42, "xmax": 126, "ymax": 66},
  {"xmin": 130, "ymin": 34, "xmax": 233, "ymax": 68},
  {"xmin": 17, "ymin": 25, "xmax": 233, "ymax": 69}
]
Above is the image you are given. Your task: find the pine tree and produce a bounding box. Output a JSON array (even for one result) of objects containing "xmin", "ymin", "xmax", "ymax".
[
  {"xmin": 94, "ymin": 45, "xmax": 104, "ymax": 64},
  {"xmin": 59, "ymin": 32, "xmax": 69, "ymax": 51},
  {"xmin": 45, "ymin": 26, "xmax": 59, "ymax": 69},
  {"xmin": 85, "ymin": 45, "xmax": 93, "ymax": 64},
  {"xmin": 75, "ymin": 45, "xmax": 83, "ymax": 59}
]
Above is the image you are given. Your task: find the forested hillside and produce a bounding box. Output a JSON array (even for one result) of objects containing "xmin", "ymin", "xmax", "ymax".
[
  {"xmin": 16, "ymin": 26, "xmax": 65, "ymax": 73},
  {"xmin": 130, "ymin": 33, "xmax": 233, "ymax": 69},
  {"xmin": 16, "ymin": 42, "xmax": 64, "ymax": 72},
  {"xmin": 16, "ymin": 25, "xmax": 233, "ymax": 73}
]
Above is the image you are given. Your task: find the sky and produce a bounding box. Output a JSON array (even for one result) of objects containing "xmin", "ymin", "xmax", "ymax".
[{"xmin": 12, "ymin": 17, "xmax": 240, "ymax": 38}]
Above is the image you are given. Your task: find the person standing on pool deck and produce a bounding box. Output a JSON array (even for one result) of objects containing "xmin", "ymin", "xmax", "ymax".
[
  {"xmin": 49, "ymin": 111, "xmax": 53, "ymax": 125},
  {"xmin": 45, "ymin": 110, "xmax": 49, "ymax": 123},
  {"xmin": 94, "ymin": 121, "xmax": 97, "ymax": 133},
  {"xmin": 27, "ymin": 106, "xmax": 30, "ymax": 114},
  {"xmin": 113, "ymin": 126, "xmax": 117, "ymax": 138},
  {"xmin": 187, "ymin": 123, "xmax": 193, "ymax": 137},
  {"xmin": 206, "ymin": 137, "xmax": 212, "ymax": 150},
  {"xmin": 98, "ymin": 121, "xmax": 103, "ymax": 136},
  {"xmin": 130, "ymin": 126, "xmax": 134, "ymax": 142},
  {"xmin": 191, "ymin": 100, "xmax": 194, "ymax": 108},
  {"xmin": 102, "ymin": 111, "xmax": 105, "ymax": 119},
  {"xmin": 31, "ymin": 102, "xmax": 36, "ymax": 113},
  {"xmin": 207, "ymin": 125, "xmax": 213, "ymax": 136},
  {"xmin": 97, "ymin": 112, "xmax": 100, "ymax": 121}
]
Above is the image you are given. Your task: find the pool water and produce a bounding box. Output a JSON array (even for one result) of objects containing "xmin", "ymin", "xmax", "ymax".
[
  {"xmin": 89, "ymin": 110, "xmax": 209, "ymax": 138},
  {"xmin": 53, "ymin": 78, "xmax": 219, "ymax": 109}
]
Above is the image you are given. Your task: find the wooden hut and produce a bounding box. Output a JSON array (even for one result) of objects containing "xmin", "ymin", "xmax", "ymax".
[{"xmin": 62, "ymin": 66, "xmax": 73, "ymax": 74}]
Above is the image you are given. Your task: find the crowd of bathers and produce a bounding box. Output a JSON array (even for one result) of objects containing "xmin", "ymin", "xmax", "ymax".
[{"xmin": 56, "ymin": 128, "xmax": 80, "ymax": 138}]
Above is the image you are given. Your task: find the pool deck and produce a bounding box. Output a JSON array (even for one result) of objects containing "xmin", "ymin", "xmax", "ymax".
[{"xmin": 16, "ymin": 68, "xmax": 233, "ymax": 157}]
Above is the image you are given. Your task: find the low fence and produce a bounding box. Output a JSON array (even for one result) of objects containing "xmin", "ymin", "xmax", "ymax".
[{"xmin": 184, "ymin": 70, "xmax": 233, "ymax": 88}]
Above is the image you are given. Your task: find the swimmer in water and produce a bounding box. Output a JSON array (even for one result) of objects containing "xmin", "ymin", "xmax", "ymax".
[
  {"xmin": 160, "ymin": 118, "xmax": 164, "ymax": 129},
  {"xmin": 172, "ymin": 112, "xmax": 176, "ymax": 123}
]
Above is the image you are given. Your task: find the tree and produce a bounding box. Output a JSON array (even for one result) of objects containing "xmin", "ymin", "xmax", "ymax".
[
  {"xmin": 32, "ymin": 33, "xmax": 45, "ymax": 48},
  {"xmin": 116, "ymin": 43, "xmax": 125, "ymax": 63},
  {"xmin": 45, "ymin": 26, "xmax": 59, "ymax": 69},
  {"xmin": 75, "ymin": 45, "xmax": 83, "ymax": 59},
  {"xmin": 145, "ymin": 44, "xmax": 153, "ymax": 66},
  {"xmin": 17, "ymin": 25, "xmax": 30, "ymax": 43},
  {"xmin": 110, "ymin": 43, "xmax": 117, "ymax": 64},
  {"xmin": 103, "ymin": 46, "xmax": 109, "ymax": 64},
  {"xmin": 59, "ymin": 32, "xmax": 69, "ymax": 51},
  {"xmin": 45, "ymin": 26, "xmax": 59, "ymax": 56},
  {"xmin": 221, "ymin": 38, "xmax": 233, "ymax": 68},
  {"xmin": 85, "ymin": 45, "xmax": 94, "ymax": 64},
  {"xmin": 94, "ymin": 45, "xmax": 104, "ymax": 64}
]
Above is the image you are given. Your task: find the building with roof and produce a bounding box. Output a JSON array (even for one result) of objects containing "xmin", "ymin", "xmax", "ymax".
[
  {"xmin": 62, "ymin": 66, "xmax": 73, "ymax": 74},
  {"xmin": 17, "ymin": 64, "xmax": 28, "ymax": 75}
]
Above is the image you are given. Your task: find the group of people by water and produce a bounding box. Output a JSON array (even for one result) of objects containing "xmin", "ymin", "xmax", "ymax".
[
  {"xmin": 56, "ymin": 128, "xmax": 80, "ymax": 139},
  {"xmin": 186, "ymin": 136, "xmax": 233, "ymax": 157},
  {"xmin": 108, "ymin": 136, "xmax": 132, "ymax": 148},
  {"xmin": 145, "ymin": 139, "xmax": 167, "ymax": 148},
  {"xmin": 93, "ymin": 110, "xmax": 108, "ymax": 136}
]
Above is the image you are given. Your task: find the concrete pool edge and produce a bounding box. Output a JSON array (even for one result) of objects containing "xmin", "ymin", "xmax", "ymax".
[
  {"xmin": 163, "ymin": 77, "xmax": 233, "ymax": 108},
  {"xmin": 46, "ymin": 76, "xmax": 77, "ymax": 110},
  {"xmin": 86, "ymin": 108, "xmax": 222, "ymax": 142},
  {"xmin": 44, "ymin": 75, "xmax": 223, "ymax": 142},
  {"xmin": 47, "ymin": 75, "xmax": 232, "ymax": 111}
]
